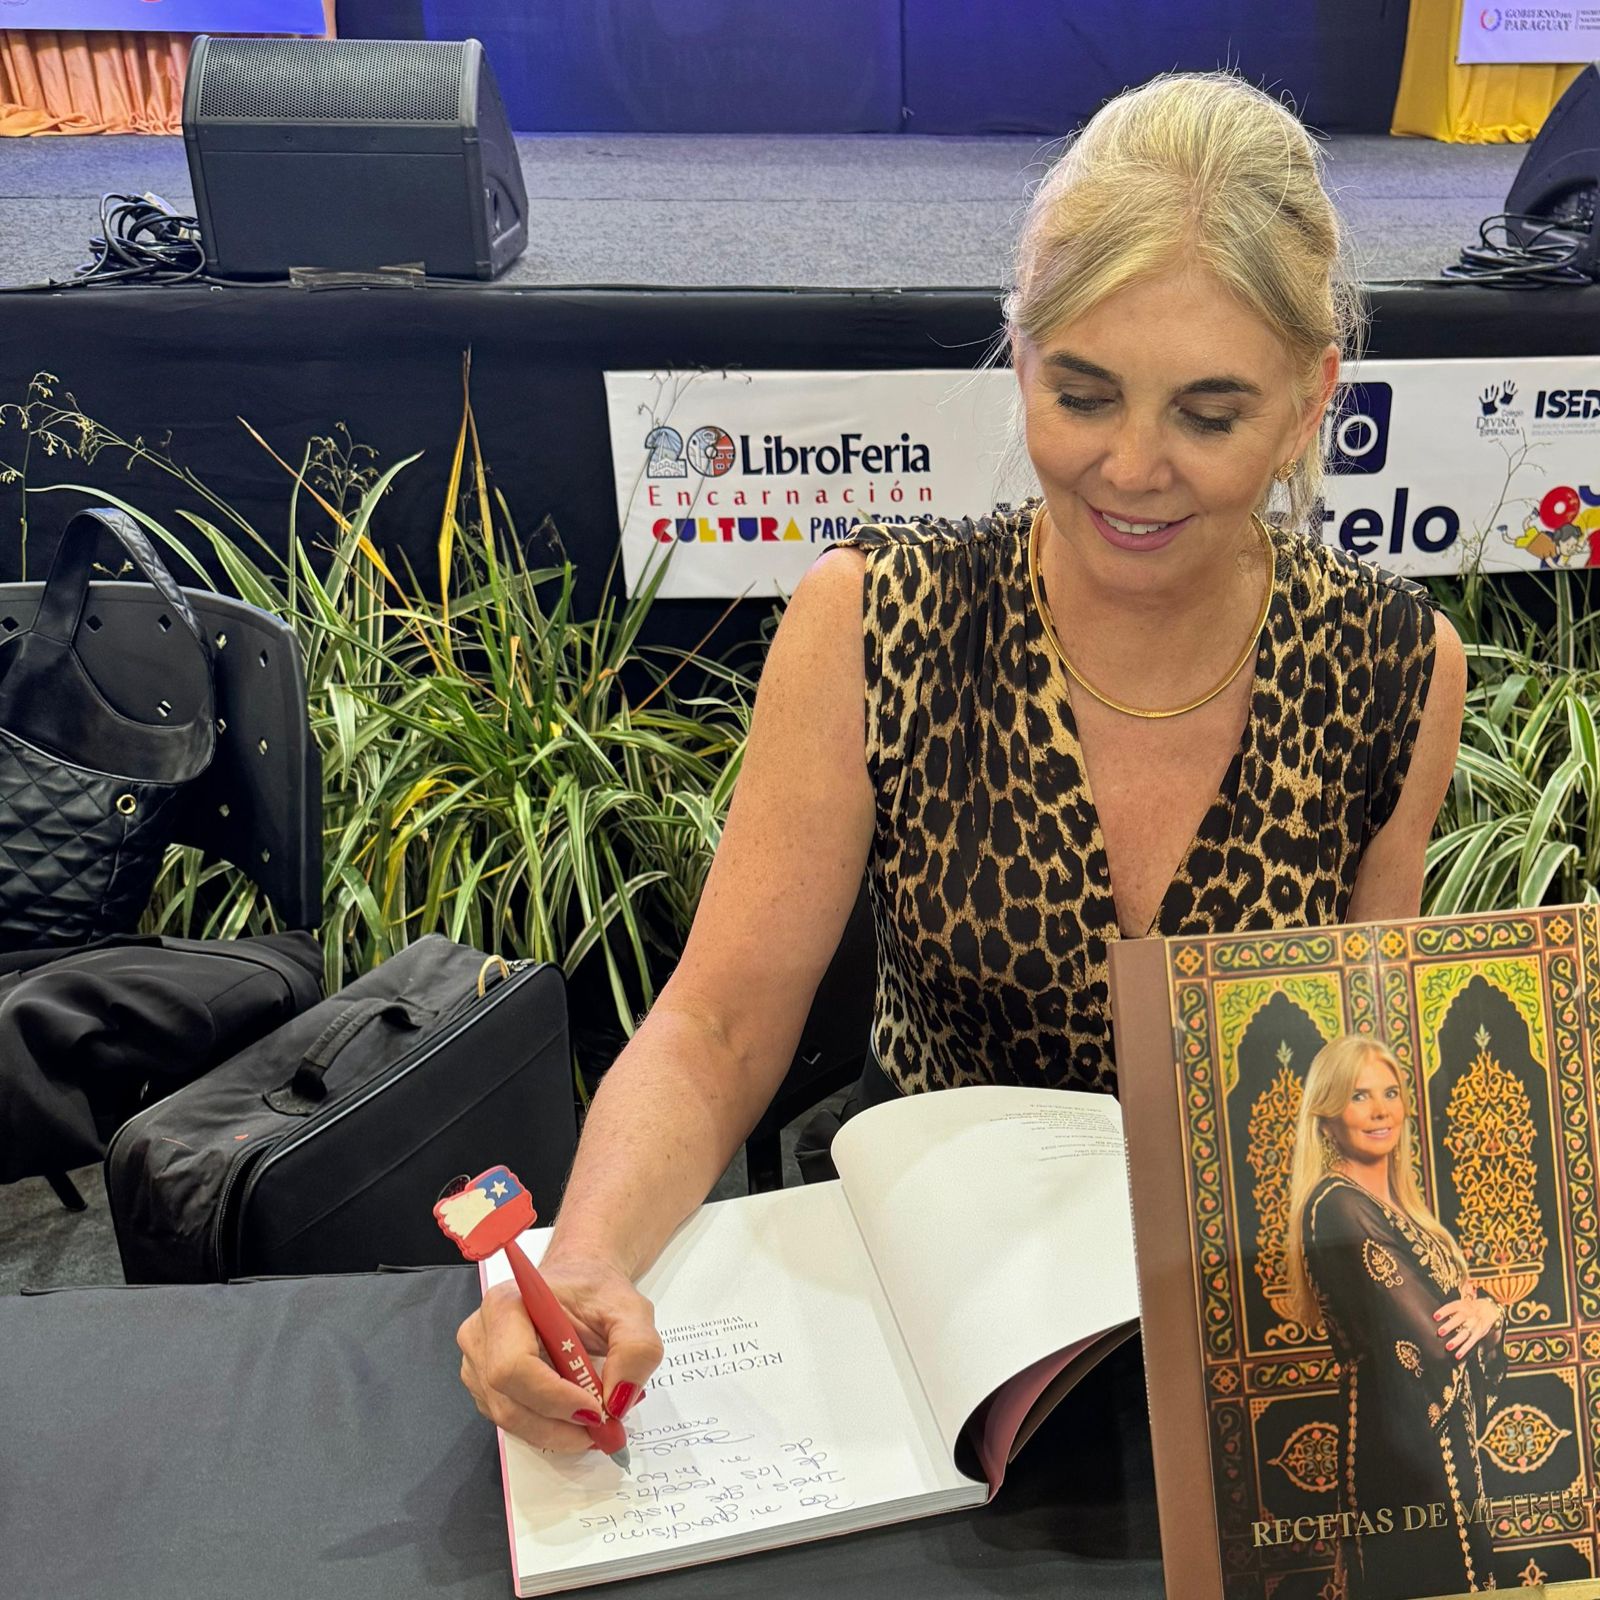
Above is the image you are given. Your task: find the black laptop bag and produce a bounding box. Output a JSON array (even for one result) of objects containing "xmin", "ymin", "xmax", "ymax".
[{"xmin": 105, "ymin": 934, "xmax": 579, "ymax": 1283}]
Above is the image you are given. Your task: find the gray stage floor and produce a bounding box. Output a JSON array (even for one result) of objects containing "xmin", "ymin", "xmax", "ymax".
[{"xmin": 0, "ymin": 130, "xmax": 1529, "ymax": 290}]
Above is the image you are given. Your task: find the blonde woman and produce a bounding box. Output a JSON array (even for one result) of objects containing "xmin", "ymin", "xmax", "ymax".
[
  {"xmin": 1287, "ymin": 1035, "xmax": 1504, "ymax": 1598},
  {"xmin": 457, "ymin": 73, "xmax": 1466, "ymax": 1460}
]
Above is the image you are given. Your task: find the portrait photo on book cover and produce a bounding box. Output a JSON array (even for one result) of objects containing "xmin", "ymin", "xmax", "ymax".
[{"xmin": 1145, "ymin": 907, "xmax": 1600, "ymax": 1600}]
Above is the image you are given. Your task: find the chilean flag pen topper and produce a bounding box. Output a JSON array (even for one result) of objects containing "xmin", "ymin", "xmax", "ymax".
[
  {"xmin": 433, "ymin": 1165, "xmax": 537, "ymax": 1260},
  {"xmin": 433, "ymin": 1165, "xmax": 632, "ymax": 1472}
]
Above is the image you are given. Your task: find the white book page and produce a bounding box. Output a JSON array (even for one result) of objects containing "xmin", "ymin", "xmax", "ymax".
[
  {"xmin": 484, "ymin": 1182, "xmax": 979, "ymax": 1593},
  {"xmin": 830, "ymin": 1085, "xmax": 1140, "ymax": 1454}
]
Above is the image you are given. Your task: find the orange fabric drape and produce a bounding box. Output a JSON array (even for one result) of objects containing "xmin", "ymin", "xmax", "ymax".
[
  {"xmin": 0, "ymin": 31, "xmax": 190, "ymax": 134},
  {"xmin": 1393, "ymin": 0, "xmax": 1584, "ymax": 142},
  {"xmin": 0, "ymin": 3, "xmax": 335, "ymax": 134}
]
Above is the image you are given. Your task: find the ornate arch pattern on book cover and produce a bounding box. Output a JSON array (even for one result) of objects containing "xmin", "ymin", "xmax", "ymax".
[{"xmin": 1162, "ymin": 907, "xmax": 1597, "ymax": 1599}]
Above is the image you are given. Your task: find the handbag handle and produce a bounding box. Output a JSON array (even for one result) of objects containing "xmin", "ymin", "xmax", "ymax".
[
  {"xmin": 34, "ymin": 507, "xmax": 207, "ymax": 654},
  {"xmin": 269, "ymin": 998, "xmax": 428, "ymax": 1111},
  {"xmin": 0, "ymin": 504, "xmax": 216, "ymax": 785}
]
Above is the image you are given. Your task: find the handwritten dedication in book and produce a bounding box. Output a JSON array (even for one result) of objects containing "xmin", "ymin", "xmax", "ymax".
[{"xmin": 474, "ymin": 1085, "xmax": 1140, "ymax": 1595}]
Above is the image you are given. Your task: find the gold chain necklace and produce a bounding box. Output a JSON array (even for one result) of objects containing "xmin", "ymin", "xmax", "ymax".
[{"xmin": 1027, "ymin": 504, "xmax": 1276, "ymax": 720}]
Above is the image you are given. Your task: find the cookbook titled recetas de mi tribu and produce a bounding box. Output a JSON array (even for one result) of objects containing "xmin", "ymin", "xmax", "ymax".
[{"xmin": 1111, "ymin": 905, "xmax": 1600, "ymax": 1600}]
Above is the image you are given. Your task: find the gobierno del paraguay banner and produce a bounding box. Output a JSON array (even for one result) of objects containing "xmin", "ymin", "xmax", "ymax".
[
  {"xmin": 1457, "ymin": 3, "xmax": 1600, "ymax": 65},
  {"xmin": 604, "ymin": 358, "xmax": 1600, "ymax": 600}
]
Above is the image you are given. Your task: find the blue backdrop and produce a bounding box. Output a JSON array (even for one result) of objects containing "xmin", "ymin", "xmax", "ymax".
[
  {"xmin": 6, "ymin": 0, "xmax": 323, "ymax": 30},
  {"xmin": 338, "ymin": 1, "xmax": 1410, "ymax": 136},
  {"xmin": 345, "ymin": 1, "xmax": 903, "ymax": 134},
  {"xmin": 899, "ymin": 1, "xmax": 1408, "ymax": 137}
]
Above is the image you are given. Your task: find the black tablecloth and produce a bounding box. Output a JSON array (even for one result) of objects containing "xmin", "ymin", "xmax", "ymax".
[{"xmin": 2, "ymin": 1266, "xmax": 1165, "ymax": 1599}]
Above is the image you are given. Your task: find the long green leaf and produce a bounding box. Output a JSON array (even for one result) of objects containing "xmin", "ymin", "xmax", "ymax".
[{"xmin": 1519, "ymin": 751, "xmax": 1586, "ymax": 889}]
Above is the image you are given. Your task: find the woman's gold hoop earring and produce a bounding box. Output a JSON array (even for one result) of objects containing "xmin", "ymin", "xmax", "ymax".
[{"xmin": 1274, "ymin": 462, "xmax": 1296, "ymax": 484}]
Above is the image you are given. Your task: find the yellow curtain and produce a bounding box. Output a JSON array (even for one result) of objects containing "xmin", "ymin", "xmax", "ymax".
[
  {"xmin": 0, "ymin": 2, "xmax": 335, "ymax": 135},
  {"xmin": 1393, "ymin": 0, "xmax": 1584, "ymax": 141}
]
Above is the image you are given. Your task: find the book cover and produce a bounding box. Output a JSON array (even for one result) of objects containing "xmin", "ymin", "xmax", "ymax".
[{"xmin": 1111, "ymin": 906, "xmax": 1600, "ymax": 1600}]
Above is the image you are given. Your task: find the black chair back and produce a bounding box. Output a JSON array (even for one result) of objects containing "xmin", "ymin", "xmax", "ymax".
[{"xmin": 0, "ymin": 579, "xmax": 321, "ymax": 930}]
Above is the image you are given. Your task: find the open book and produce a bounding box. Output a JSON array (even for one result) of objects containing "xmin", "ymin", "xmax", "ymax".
[{"xmin": 476, "ymin": 1084, "xmax": 1140, "ymax": 1595}]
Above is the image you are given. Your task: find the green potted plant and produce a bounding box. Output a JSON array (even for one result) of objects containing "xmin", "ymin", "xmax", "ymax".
[{"xmin": 2, "ymin": 366, "xmax": 757, "ymax": 1086}]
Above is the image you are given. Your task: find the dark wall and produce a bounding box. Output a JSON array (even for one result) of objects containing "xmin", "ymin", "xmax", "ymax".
[{"xmin": 336, "ymin": 0, "xmax": 1410, "ymax": 136}]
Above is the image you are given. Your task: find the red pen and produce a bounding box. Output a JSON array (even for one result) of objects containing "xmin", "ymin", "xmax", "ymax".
[{"xmin": 433, "ymin": 1164, "xmax": 632, "ymax": 1471}]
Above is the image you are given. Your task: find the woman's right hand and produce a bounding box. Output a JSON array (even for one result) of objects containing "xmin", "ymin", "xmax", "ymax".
[
  {"xmin": 1432, "ymin": 1291, "xmax": 1502, "ymax": 1361},
  {"xmin": 456, "ymin": 1250, "xmax": 665, "ymax": 1452}
]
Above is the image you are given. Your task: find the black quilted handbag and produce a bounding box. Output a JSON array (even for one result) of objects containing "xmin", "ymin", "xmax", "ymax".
[{"xmin": 0, "ymin": 507, "xmax": 215, "ymax": 950}]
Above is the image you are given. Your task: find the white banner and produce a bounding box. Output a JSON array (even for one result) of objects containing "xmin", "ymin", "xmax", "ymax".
[
  {"xmin": 1457, "ymin": 4, "xmax": 1597, "ymax": 64},
  {"xmin": 605, "ymin": 360, "xmax": 1600, "ymax": 599},
  {"xmin": 606, "ymin": 368, "xmax": 1014, "ymax": 602}
]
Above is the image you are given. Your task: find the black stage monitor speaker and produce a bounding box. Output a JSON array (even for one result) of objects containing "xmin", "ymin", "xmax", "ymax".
[
  {"xmin": 1505, "ymin": 63, "xmax": 1600, "ymax": 277},
  {"xmin": 182, "ymin": 36, "xmax": 528, "ymax": 280}
]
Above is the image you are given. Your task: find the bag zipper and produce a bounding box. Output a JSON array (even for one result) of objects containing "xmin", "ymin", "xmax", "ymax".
[
  {"xmin": 431, "ymin": 956, "xmax": 538, "ymax": 1030},
  {"xmin": 208, "ymin": 1136, "xmax": 271, "ymax": 1277},
  {"xmin": 204, "ymin": 952, "xmax": 331, "ymax": 1274}
]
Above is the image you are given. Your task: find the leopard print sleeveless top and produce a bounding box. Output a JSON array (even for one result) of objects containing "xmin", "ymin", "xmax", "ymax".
[{"xmin": 836, "ymin": 499, "xmax": 1437, "ymax": 1096}]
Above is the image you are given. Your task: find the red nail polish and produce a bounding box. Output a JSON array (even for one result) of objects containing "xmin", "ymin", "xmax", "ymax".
[
  {"xmin": 608, "ymin": 1382, "xmax": 641, "ymax": 1419},
  {"xmin": 573, "ymin": 1408, "xmax": 603, "ymax": 1425}
]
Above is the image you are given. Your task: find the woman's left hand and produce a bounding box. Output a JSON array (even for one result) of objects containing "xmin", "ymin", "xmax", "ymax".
[{"xmin": 1433, "ymin": 1292, "xmax": 1502, "ymax": 1359}]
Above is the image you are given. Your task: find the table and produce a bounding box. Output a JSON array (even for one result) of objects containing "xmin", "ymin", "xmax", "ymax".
[{"xmin": 2, "ymin": 1266, "xmax": 1165, "ymax": 1599}]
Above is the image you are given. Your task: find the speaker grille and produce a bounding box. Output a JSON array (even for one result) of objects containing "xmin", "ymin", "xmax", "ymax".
[{"xmin": 194, "ymin": 39, "xmax": 464, "ymax": 123}]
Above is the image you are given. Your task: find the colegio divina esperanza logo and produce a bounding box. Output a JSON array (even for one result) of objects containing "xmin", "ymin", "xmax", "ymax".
[{"xmin": 1476, "ymin": 377, "xmax": 1523, "ymax": 436}]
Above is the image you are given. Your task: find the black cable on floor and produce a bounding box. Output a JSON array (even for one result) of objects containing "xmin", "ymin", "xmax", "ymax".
[
  {"xmin": 0, "ymin": 192, "xmax": 208, "ymax": 293},
  {"xmin": 1441, "ymin": 210, "xmax": 1595, "ymax": 290}
]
